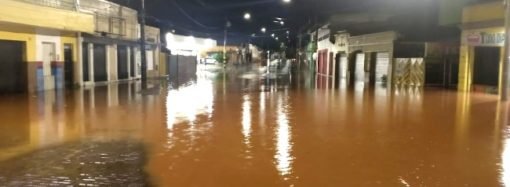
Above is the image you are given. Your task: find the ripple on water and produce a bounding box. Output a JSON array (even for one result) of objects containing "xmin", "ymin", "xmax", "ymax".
[{"xmin": 0, "ymin": 141, "xmax": 150, "ymax": 186}]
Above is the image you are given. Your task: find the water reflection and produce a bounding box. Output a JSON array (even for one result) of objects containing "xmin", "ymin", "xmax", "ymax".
[
  {"xmin": 242, "ymin": 95, "xmax": 252, "ymax": 152},
  {"xmin": 503, "ymin": 131, "xmax": 510, "ymax": 186},
  {"xmin": 275, "ymin": 93, "xmax": 293, "ymax": 179},
  {"xmin": 165, "ymin": 78, "xmax": 214, "ymax": 127},
  {"xmin": 0, "ymin": 64, "xmax": 509, "ymax": 186}
]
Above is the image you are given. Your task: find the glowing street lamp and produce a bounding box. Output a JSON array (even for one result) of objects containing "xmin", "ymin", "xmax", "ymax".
[
  {"xmin": 244, "ymin": 12, "xmax": 251, "ymax": 20},
  {"xmin": 283, "ymin": 0, "xmax": 291, "ymax": 3},
  {"xmin": 271, "ymin": 33, "xmax": 275, "ymax": 38},
  {"xmin": 280, "ymin": 21, "xmax": 285, "ymax": 26},
  {"xmin": 261, "ymin": 27, "xmax": 266, "ymax": 33}
]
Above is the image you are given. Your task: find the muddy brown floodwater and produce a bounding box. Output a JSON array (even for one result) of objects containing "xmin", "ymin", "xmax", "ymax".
[{"xmin": 0, "ymin": 64, "xmax": 509, "ymax": 187}]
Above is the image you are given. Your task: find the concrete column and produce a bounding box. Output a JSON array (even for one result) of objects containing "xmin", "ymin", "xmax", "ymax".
[
  {"xmin": 77, "ymin": 33, "xmax": 83, "ymax": 86},
  {"xmin": 88, "ymin": 43, "xmax": 94, "ymax": 83},
  {"xmin": 127, "ymin": 47, "xmax": 132, "ymax": 79},
  {"xmin": 388, "ymin": 47, "xmax": 394, "ymax": 89},
  {"xmin": 108, "ymin": 44, "xmax": 118, "ymax": 82}
]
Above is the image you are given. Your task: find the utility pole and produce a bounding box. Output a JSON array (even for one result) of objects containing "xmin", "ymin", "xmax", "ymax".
[
  {"xmin": 223, "ymin": 29, "xmax": 227, "ymax": 65},
  {"xmin": 140, "ymin": 0, "xmax": 148, "ymax": 90},
  {"xmin": 223, "ymin": 21, "xmax": 231, "ymax": 66},
  {"xmin": 502, "ymin": 0, "xmax": 510, "ymax": 101}
]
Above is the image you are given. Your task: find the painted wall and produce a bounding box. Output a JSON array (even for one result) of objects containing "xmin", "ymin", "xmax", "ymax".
[
  {"xmin": 439, "ymin": 0, "xmax": 476, "ymax": 26},
  {"xmin": 462, "ymin": 1, "xmax": 504, "ymax": 24},
  {"xmin": 0, "ymin": 25, "xmax": 79, "ymax": 91},
  {"xmin": 108, "ymin": 45, "xmax": 118, "ymax": 81},
  {"xmin": 0, "ymin": 0, "xmax": 94, "ymax": 33},
  {"xmin": 334, "ymin": 33, "xmax": 350, "ymax": 53},
  {"xmin": 0, "ymin": 25, "xmax": 36, "ymax": 61},
  {"xmin": 316, "ymin": 25, "xmax": 338, "ymax": 76}
]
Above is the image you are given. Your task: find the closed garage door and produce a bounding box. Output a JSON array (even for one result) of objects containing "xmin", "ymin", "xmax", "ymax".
[
  {"xmin": 93, "ymin": 44, "xmax": 107, "ymax": 82},
  {"xmin": 375, "ymin": 52, "xmax": 389, "ymax": 83},
  {"xmin": 0, "ymin": 40, "xmax": 26, "ymax": 93}
]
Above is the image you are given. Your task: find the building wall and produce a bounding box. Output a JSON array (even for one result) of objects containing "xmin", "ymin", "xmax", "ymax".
[
  {"xmin": 439, "ymin": 0, "xmax": 476, "ymax": 26},
  {"xmin": 462, "ymin": 1, "xmax": 504, "ymax": 24},
  {"xmin": 0, "ymin": 25, "xmax": 36, "ymax": 61},
  {"xmin": 0, "ymin": 0, "xmax": 94, "ymax": 33},
  {"xmin": 0, "ymin": 24, "xmax": 81, "ymax": 92},
  {"xmin": 348, "ymin": 31, "xmax": 398, "ymax": 87},
  {"xmin": 0, "ymin": 0, "xmax": 88, "ymax": 92},
  {"xmin": 108, "ymin": 45, "xmax": 117, "ymax": 81},
  {"xmin": 159, "ymin": 52, "xmax": 168, "ymax": 76},
  {"xmin": 316, "ymin": 25, "xmax": 342, "ymax": 77},
  {"xmin": 0, "ymin": 25, "xmax": 36, "ymax": 92},
  {"xmin": 79, "ymin": 0, "xmax": 139, "ymax": 40},
  {"xmin": 145, "ymin": 26, "xmax": 161, "ymax": 78}
]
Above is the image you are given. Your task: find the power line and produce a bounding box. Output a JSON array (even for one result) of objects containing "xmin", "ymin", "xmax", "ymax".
[{"xmin": 170, "ymin": 0, "xmax": 220, "ymax": 30}]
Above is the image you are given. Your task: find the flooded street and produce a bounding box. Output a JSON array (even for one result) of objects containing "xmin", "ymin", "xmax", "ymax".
[{"xmin": 0, "ymin": 65, "xmax": 509, "ymax": 187}]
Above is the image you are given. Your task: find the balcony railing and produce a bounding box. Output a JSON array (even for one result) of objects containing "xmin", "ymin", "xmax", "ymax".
[
  {"xmin": 18, "ymin": 0, "xmax": 77, "ymax": 11},
  {"xmin": 16, "ymin": 0, "xmax": 139, "ymax": 39}
]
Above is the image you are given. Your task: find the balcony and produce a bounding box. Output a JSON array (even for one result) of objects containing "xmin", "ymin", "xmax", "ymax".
[
  {"xmin": 0, "ymin": 0, "xmax": 94, "ymax": 33},
  {"xmin": 2, "ymin": 0, "xmax": 139, "ymax": 38}
]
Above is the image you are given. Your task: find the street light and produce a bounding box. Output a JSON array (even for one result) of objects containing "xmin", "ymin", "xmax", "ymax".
[
  {"xmin": 244, "ymin": 12, "xmax": 251, "ymax": 20},
  {"xmin": 283, "ymin": 0, "xmax": 291, "ymax": 3},
  {"xmin": 280, "ymin": 21, "xmax": 285, "ymax": 26},
  {"xmin": 261, "ymin": 27, "xmax": 266, "ymax": 33},
  {"xmin": 271, "ymin": 33, "xmax": 275, "ymax": 38}
]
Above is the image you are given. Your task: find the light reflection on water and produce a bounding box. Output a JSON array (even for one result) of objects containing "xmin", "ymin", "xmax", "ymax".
[
  {"xmin": 275, "ymin": 93, "xmax": 293, "ymax": 178},
  {"xmin": 503, "ymin": 128, "xmax": 510, "ymax": 187},
  {"xmin": 242, "ymin": 95, "xmax": 252, "ymax": 151},
  {"xmin": 165, "ymin": 79, "xmax": 214, "ymax": 127},
  {"xmin": 1, "ymin": 65, "xmax": 510, "ymax": 186}
]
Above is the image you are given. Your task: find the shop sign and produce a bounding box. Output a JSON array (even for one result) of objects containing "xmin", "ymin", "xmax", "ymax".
[{"xmin": 466, "ymin": 32, "xmax": 505, "ymax": 46}]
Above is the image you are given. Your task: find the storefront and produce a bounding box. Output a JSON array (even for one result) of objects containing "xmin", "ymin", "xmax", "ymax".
[
  {"xmin": 348, "ymin": 31, "xmax": 398, "ymax": 88},
  {"xmin": 333, "ymin": 32, "xmax": 349, "ymax": 88},
  {"xmin": 315, "ymin": 25, "xmax": 336, "ymax": 78},
  {"xmin": 459, "ymin": 28, "xmax": 504, "ymax": 94},
  {"xmin": 80, "ymin": 34, "xmax": 139, "ymax": 85},
  {"xmin": 458, "ymin": 1, "xmax": 505, "ymax": 95}
]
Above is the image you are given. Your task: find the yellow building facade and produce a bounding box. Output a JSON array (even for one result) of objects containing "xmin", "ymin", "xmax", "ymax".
[
  {"xmin": 0, "ymin": 0, "xmax": 94, "ymax": 92},
  {"xmin": 458, "ymin": 2, "xmax": 505, "ymax": 94}
]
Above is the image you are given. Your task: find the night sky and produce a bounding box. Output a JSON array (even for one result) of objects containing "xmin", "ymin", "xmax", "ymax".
[{"xmin": 110, "ymin": 0, "xmax": 490, "ymax": 48}]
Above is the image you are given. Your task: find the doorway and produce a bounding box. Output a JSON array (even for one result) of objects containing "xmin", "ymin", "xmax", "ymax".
[
  {"xmin": 130, "ymin": 47, "xmax": 136, "ymax": 78},
  {"xmin": 318, "ymin": 50, "xmax": 328, "ymax": 75},
  {"xmin": 42, "ymin": 42, "xmax": 55, "ymax": 89},
  {"xmin": 82, "ymin": 43, "xmax": 90, "ymax": 82},
  {"xmin": 0, "ymin": 40, "xmax": 26, "ymax": 93},
  {"xmin": 473, "ymin": 46, "xmax": 500, "ymax": 93},
  {"xmin": 117, "ymin": 45, "xmax": 129, "ymax": 80},
  {"xmin": 64, "ymin": 44, "xmax": 74, "ymax": 87},
  {"xmin": 354, "ymin": 53, "xmax": 366, "ymax": 83},
  {"xmin": 375, "ymin": 52, "xmax": 389, "ymax": 85},
  {"xmin": 93, "ymin": 44, "xmax": 107, "ymax": 82},
  {"xmin": 335, "ymin": 53, "xmax": 348, "ymax": 88}
]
